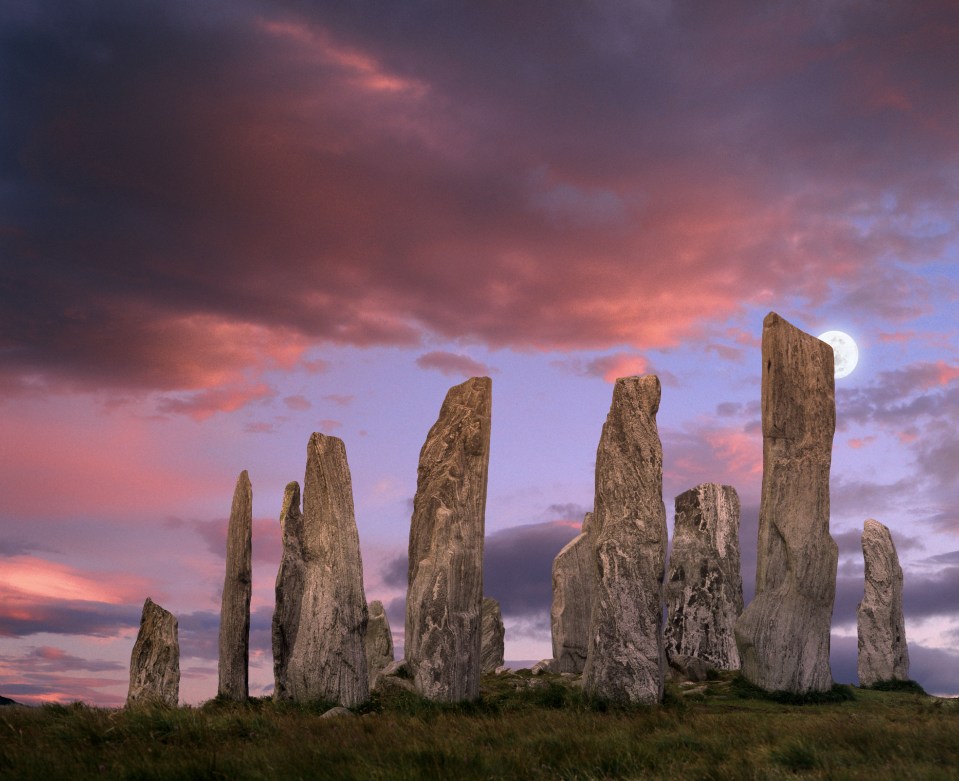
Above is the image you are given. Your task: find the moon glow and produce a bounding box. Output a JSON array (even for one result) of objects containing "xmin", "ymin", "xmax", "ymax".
[{"xmin": 817, "ymin": 330, "xmax": 859, "ymax": 379}]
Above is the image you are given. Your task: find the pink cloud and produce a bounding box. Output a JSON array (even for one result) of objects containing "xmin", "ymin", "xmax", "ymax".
[
  {"xmin": 322, "ymin": 394, "xmax": 355, "ymax": 407},
  {"xmin": 0, "ymin": 556, "xmax": 150, "ymax": 606},
  {"xmin": 415, "ymin": 351, "xmax": 493, "ymax": 378},
  {"xmin": 848, "ymin": 436, "xmax": 877, "ymax": 450},
  {"xmin": 156, "ymin": 383, "xmax": 276, "ymax": 421},
  {"xmin": 283, "ymin": 394, "xmax": 312, "ymax": 411}
]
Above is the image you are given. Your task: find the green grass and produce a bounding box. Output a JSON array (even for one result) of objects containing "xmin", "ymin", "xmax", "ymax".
[{"xmin": 1, "ymin": 671, "xmax": 957, "ymax": 780}]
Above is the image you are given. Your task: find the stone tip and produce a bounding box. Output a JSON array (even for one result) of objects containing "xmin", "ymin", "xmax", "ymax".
[
  {"xmin": 763, "ymin": 311, "xmax": 781, "ymax": 326},
  {"xmin": 308, "ymin": 432, "xmax": 347, "ymax": 455}
]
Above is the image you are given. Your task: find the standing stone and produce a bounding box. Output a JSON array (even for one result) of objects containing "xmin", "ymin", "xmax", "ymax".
[
  {"xmin": 583, "ymin": 375, "xmax": 668, "ymax": 703},
  {"xmin": 218, "ymin": 470, "xmax": 252, "ymax": 701},
  {"xmin": 858, "ymin": 519, "xmax": 909, "ymax": 686},
  {"xmin": 551, "ymin": 512, "xmax": 596, "ymax": 674},
  {"xmin": 365, "ymin": 600, "xmax": 394, "ymax": 688},
  {"xmin": 481, "ymin": 597, "xmax": 505, "ymax": 673},
  {"xmin": 734, "ymin": 312, "xmax": 838, "ymax": 693},
  {"xmin": 664, "ymin": 483, "xmax": 744, "ymax": 670},
  {"xmin": 406, "ymin": 377, "xmax": 492, "ymax": 702},
  {"xmin": 127, "ymin": 598, "xmax": 179, "ymax": 707},
  {"xmin": 285, "ymin": 434, "xmax": 369, "ymax": 707},
  {"xmin": 272, "ymin": 481, "xmax": 304, "ymax": 701}
]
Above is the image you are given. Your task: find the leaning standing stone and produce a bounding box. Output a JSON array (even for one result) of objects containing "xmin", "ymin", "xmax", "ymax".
[
  {"xmin": 365, "ymin": 600, "xmax": 394, "ymax": 688},
  {"xmin": 583, "ymin": 375, "xmax": 668, "ymax": 704},
  {"xmin": 734, "ymin": 312, "xmax": 838, "ymax": 693},
  {"xmin": 272, "ymin": 481, "xmax": 304, "ymax": 700},
  {"xmin": 551, "ymin": 512, "xmax": 596, "ymax": 674},
  {"xmin": 406, "ymin": 377, "xmax": 492, "ymax": 702},
  {"xmin": 481, "ymin": 597, "xmax": 505, "ymax": 673},
  {"xmin": 218, "ymin": 470, "xmax": 252, "ymax": 701},
  {"xmin": 858, "ymin": 519, "xmax": 909, "ymax": 686},
  {"xmin": 127, "ymin": 598, "xmax": 179, "ymax": 707},
  {"xmin": 664, "ymin": 483, "xmax": 743, "ymax": 670},
  {"xmin": 285, "ymin": 434, "xmax": 369, "ymax": 706}
]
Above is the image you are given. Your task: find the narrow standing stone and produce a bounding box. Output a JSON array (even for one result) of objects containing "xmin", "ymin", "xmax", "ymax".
[
  {"xmin": 551, "ymin": 512, "xmax": 596, "ymax": 674},
  {"xmin": 664, "ymin": 483, "xmax": 744, "ymax": 670},
  {"xmin": 218, "ymin": 470, "xmax": 252, "ymax": 701},
  {"xmin": 272, "ymin": 481, "xmax": 304, "ymax": 701},
  {"xmin": 127, "ymin": 598, "xmax": 179, "ymax": 707},
  {"xmin": 406, "ymin": 377, "xmax": 492, "ymax": 702},
  {"xmin": 583, "ymin": 375, "xmax": 668, "ymax": 703},
  {"xmin": 286, "ymin": 434, "xmax": 370, "ymax": 706},
  {"xmin": 858, "ymin": 519, "xmax": 909, "ymax": 686},
  {"xmin": 481, "ymin": 597, "xmax": 505, "ymax": 673},
  {"xmin": 365, "ymin": 600, "xmax": 394, "ymax": 688},
  {"xmin": 734, "ymin": 312, "xmax": 838, "ymax": 693}
]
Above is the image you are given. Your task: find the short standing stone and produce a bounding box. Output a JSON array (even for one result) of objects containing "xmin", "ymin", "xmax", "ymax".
[
  {"xmin": 127, "ymin": 598, "xmax": 179, "ymax": 707},
  {"xmin": 285, "ymin": 434, "xmax": 369, "ymax": 706},
  {"xmin": 272, "ymin": 481, "xmax": 304, "ymax": 701},
  {"xmin": 406, "ymin": 377, "xmax": 492, "ymax": 702},
  {"xmin": 583, "ymin": 375, "xmax": 668, "ymax": 704},
  {"xmin": 858, "ymin": 519, "xmax": 909, "ymax": 686},
  {"xmin": 551, "ymin": 512, "xmax": 596, "ymax": 674},
  {"xmin": 481, "ymin": 597, "xmax": 505, "ymax": 673},
  {"xmin": 365, "ymin": 600, "xmax": 394, "ymax": 688},
  {"xmin": 734, "ymin": 312, "xmax": 838, "ymax": 693},
  {"xmin": 664, "ymin": 483, "xmax": 743, "ymax": 670},
  {"xmin": 218, "ymin": 470, "xmax": 252, "ymax": 701}
]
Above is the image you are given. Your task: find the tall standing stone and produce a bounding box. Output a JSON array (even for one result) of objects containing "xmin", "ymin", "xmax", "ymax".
[
  {"xmin": 127, "ymin": 598, "xmax": 179, "ymax": 707},
  {"xmin": 664, "ymin": 483, "xmax": 743, "ymax": 670},
  {"xmin": 285, "ymin": 434, "xmax": 369, "ymax": 706},
  {"xmin": 365, "ymin": 600, "xmax": 394, "ymax": 688},
  {"xmin": 481, "ymin": 597, "xmax": 505, "ymax": 673},
  {"xmin": 272, "ymin": 481, "xmax": 304, "ymax": 701},
  {"xmin": 734, "ymin": 312, "xmax": 838, "ymax": 693},
  {"xmin": 551, "ymin": 512, "xmax": 596, "ymax": 674},
  {"xmin": 218, "ymin": 470, "xmax": 252, "ymax": 701},
  {"xmin": 583, "ymin": 375, "xmax": 668, "ymax": 703},
  {"xmin": 858, "ymin": 519, "xmax": 909, "ymax": 686},
  {"xmin": 406, "ymin": 376, "xmax": 492, "ymax": 702}
]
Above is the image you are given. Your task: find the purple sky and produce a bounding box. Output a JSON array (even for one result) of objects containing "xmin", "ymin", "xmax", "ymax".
[{"xmin": 1, "ymin": 0, "xmax": 957, "ymax": 705}]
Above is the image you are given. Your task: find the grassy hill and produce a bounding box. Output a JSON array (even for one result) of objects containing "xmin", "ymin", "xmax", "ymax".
[{"xmin": 1, "ymin": 670, "xmax": 957, "ymax": 780}]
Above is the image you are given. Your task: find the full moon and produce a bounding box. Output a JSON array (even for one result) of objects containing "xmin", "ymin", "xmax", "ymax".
[{"xmin": 817, "ymin": 330, "xmax": 859, "ymax": 379}]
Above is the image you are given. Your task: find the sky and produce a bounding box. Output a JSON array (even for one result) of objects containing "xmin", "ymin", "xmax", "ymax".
[{"xmin": 1, "ymin": 0, "xmax": 957, "ymax": 706}]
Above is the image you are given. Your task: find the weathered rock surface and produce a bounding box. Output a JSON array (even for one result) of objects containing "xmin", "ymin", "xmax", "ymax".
[
  {"xmin": 481, "ymin": 597, "xmax": 505, "ymax": 673},
  {"xmin": 285, "ymin": 433, "xmax": 369, "ymax": 706},
  {"xmin": 218, "ymin": 470, "xmax": 252, "ymax": 701},
  {"xmin": 551, "ymin": 512, "xmax": 596, "ymax": 674},
  {"xmin": 531, "ymin": 659, "xmax": 554, "ymax": 676},
  {"xmin": 734, "ymin": 312, "xmax": 838, "ymax": 693},
  {"xmin": 858, "ymin": 519, "xmax": 909, "ymax": 686},
  {"xmin": 667, "ymin": 654, "xmax": 711, "ymax": 683},
  {"xmin": 406, "ymin": 377, "xmax": 492, "ymax": 702},
  {"xmin": 127, "ymin": 598, "xmax": 179, "ymax": 707},
  {"xmin": 664, "ymin": 483, "xmax": 744, "ymax": 670},
  {"xmin": 272, "ymin": 481, "xmax": 305, "ymax": 701},
  {"xmin": 583, "ymin": 375, "xmax": 668, "ymax": 704},
  {"xmin": 365, "ymin": 600, "xmax": 394, "ymax": 688}
]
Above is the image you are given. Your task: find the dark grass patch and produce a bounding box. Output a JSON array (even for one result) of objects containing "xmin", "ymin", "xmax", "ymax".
[
  {"xmin": 731, "ymin": 674, "xmax": 856, "ymax": 705},
  {"xmin": 865, "ymin": 678, "xmax": 927, "ymax": 695}
]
